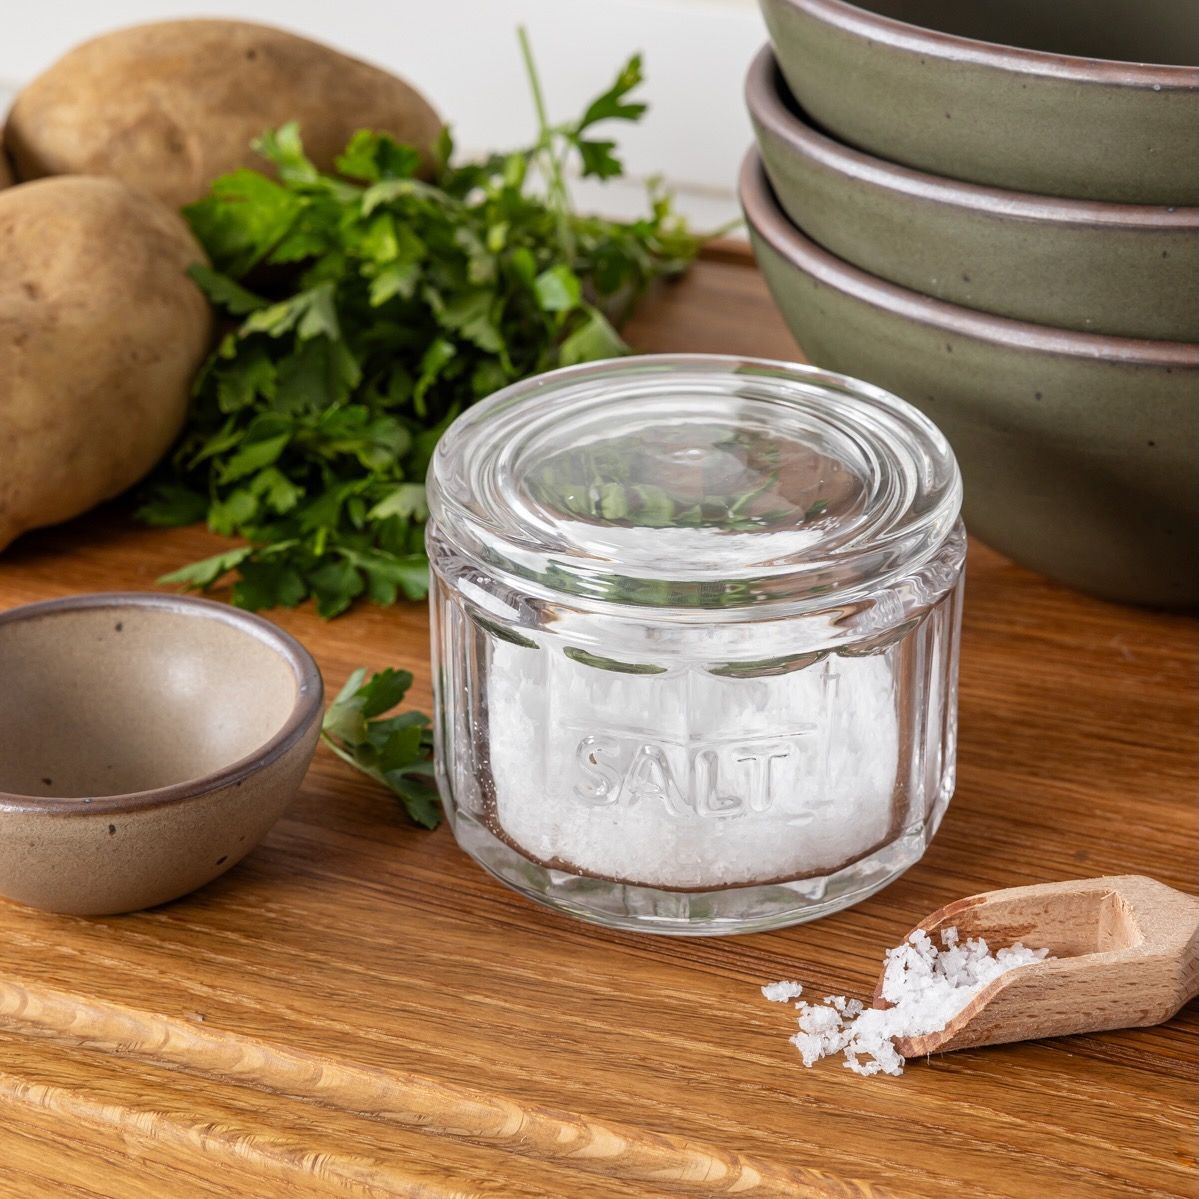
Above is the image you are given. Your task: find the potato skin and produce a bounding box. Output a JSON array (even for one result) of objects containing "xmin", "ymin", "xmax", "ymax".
[
  {"xmin": 0, "ymin": 176, "xmax": 212, "ymax": 550},
  {"xmin": 0, "ymin": 135, "xmax": 11, "ymax": 189},
  {"xmin": 6, "ymin": 20, "xmax": 443, "ymax": 208}
]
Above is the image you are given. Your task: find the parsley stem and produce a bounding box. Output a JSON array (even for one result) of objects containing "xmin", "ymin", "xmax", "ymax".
[
  {"xmin": 518, "ymin": 25, "xmax": 552, "ymax": 152},
  {"xmin": 517, "ymin": 25, "xmax": 576, "ymax": 260}
]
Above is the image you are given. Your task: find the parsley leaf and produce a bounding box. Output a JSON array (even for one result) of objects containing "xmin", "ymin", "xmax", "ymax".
[
  {"xmin": 576, "ymin": 54, "xmax": 647, "ymax": 130},
  {"xmin": 321, "ymin": 667, "xmax": 440, "ymax": 827}
]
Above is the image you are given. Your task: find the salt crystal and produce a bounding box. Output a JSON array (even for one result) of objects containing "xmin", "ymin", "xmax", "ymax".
[
  {"xmin": 798, "ymin": 1004, "xmax": 842, "ymax": 1035},
  {"xmin": 761, "ymin": 980, "xmax": 804, "ymax": 1003},
  {"xmin": 790, "ymin": 1031, "xmax": 826, "ymax": 1067},
  {"xmin": 762, "ymin": 926, "xmax": 1050, "ymax": 1076}
]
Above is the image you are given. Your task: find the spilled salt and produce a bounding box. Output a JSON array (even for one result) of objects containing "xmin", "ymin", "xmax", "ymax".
[
  {"xmin": 761, "ymin": 926, "xmax": 1050, "ymax": 1076},
  {"xmin": 760, "ymin": 980, "xmax": 805, "ymax": 1004}
]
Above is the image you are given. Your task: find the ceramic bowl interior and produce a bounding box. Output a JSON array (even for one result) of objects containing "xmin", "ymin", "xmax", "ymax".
[
  {"xmin": 0, "ymin": 594, "xmax": 311, "ymax": 800},
  {"xmin": 848, "ymin": 0, "xmax": 1197, "ymax": 64}
]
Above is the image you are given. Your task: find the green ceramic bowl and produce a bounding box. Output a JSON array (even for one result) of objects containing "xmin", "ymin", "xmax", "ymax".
[
  {"xmin": 741, "ymin": 152, "xmax": 1199, "ymax": 607},
  {"xmin": 747, "ymin": 47, "xmax": 1199, "ymax": 342},
  {"xmin": 759, "ymin": 0, "xmax": 1199, "ymax": 205}
]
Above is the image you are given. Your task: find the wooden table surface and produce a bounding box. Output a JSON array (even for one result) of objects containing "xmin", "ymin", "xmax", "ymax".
[{"xmin": 0, "ymin": 256, "xmax": 1195, "ymax": 1199}]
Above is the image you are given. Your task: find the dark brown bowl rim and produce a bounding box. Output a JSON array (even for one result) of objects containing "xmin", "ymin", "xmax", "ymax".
[
  {"xmin": 0, "ymin": 591, "xmax": 324, "ymax": 816},
  {"xmin": 740, "ymin": 150, "xmax": 1199, "ymax": 369},
  {"xmin": 769, "ymin": 0, "xmax": 1199, "ymax": 85},
  {"xmin": 747, "ymin": 45, "xmax": 1199, "ymax": 229}
]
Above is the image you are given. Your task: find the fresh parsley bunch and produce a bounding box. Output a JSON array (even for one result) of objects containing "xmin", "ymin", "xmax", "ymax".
[{"xmin": 139, "ymin": 34, "xmax": 703, "ymax": 617}]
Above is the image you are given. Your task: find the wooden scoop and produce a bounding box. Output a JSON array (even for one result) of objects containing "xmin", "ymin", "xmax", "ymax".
[{"xmin": 874, "ymin": 875, "xmax": 1199, "ymax": 1058}]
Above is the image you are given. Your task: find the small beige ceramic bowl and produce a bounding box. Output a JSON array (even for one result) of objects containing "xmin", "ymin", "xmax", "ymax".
[{"xmin": 0, "ymin": 592, "xmax": 323, "ymax": 915}]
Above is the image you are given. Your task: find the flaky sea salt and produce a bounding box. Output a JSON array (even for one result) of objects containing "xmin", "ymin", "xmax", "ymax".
[
  {"xmin": 762, "ymin": 927, "xmax": 1050, "ymax": 1076},
  {"xmin": 761, "ymin": 980, "xmax": 806, "ymax": 1004}
]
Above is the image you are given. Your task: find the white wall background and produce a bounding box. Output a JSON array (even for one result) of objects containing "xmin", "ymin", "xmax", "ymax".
[{"xmin": 0, "ymin": 0, "xmax": 766, "ymax": 227}]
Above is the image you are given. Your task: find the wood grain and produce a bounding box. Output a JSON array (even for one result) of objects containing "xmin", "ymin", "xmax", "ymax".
[
  {"xmin": 0, "ymin": 977, "xmax": 882, "ymax": 1197},
  {"xmin": 0, "ymin": 257, "xmax": 1195, "ymax": 1199}
]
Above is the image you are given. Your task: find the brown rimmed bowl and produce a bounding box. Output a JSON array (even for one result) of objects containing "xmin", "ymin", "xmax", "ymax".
[
  {"xmin": 747, "ymin": 46, "xmax": 1199, "ymax": 341},
  {"xmin": 759, "ymin": 0, "xmax": 1199, "ymax": 205},
  {"xmin": 0, "ymin": 592, "xmax": 323, "ymax": 915},
  {"xmin": 741, "ymin": 151, "xmax": 1199, "ymax": 607}
]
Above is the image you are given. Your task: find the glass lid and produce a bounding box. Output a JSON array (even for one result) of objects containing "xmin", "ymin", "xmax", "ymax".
[{"xmin": 427, "ymin": 355, "xmax": 962, "ymax": 611}]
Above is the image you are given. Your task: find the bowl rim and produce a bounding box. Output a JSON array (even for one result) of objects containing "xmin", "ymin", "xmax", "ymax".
[
  {"xmin": 767, "ymin": 0, "xmax": 1199, "ymax": 86},
  {"xmin": 739, "ymin": 150, "xmax": 1199, "ymax": 368},
  {"xmin": 0, "ymin": 591, "xmax": 324, "ymax": 815},
  {"xmin": 747, "ymin": 45, "xmax": 1199, "ymax": 229}
]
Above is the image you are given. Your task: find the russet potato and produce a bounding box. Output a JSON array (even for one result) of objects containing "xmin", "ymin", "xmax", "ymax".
[
  {"xmin": 0, "ymin": 176, "xmax": 212, "ymax": 550},
  {"xmin": 5, "ymin": 20, "xmax": 443, "ymax": 209}
]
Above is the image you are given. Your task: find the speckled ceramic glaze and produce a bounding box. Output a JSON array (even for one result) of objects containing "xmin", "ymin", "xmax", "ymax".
[
  {"xmin": 0, "ymin": 593, "xmax": 323, "ymax": 914},
  {"xmin": 747, "ymin": 47, "xmax": 1199, "ymax": 341},
  {"xmin": 741, "ymin": 153, "xmax": 1199, "ymax": 607},
  {"xmin": 759, "ymin": 0, "xmax": 1199, "ymax": 205}
]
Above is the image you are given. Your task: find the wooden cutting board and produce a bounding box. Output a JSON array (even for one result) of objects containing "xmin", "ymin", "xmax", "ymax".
[{"xmin": 0, "ymin": 253, "xmax": 1194, "ymax": 1199}]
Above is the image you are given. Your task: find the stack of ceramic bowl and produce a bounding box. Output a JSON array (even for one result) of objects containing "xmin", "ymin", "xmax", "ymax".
[{"xmin": 742, "ymin": 0, "xmax": 1199, "ymax": 606}]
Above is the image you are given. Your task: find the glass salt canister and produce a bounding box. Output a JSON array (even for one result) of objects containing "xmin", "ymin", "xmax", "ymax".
[{"xmin": 426, "ymin": 355, "xmax": 964, "ymax": 935}]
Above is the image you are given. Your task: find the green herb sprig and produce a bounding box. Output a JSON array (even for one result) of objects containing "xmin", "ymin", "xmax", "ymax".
[
  {"xmin": 321, "ymin": 667, "xmax": 439, "ymax": 826},
  {"xmin": 139, "ymin": 33, "xmax": 704, "ymax": 617}
]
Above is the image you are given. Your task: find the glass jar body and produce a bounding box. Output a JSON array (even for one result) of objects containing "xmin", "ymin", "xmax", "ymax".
[{"xmin": 428, "ymin": 522, "xmax": 965, "ymax": 935}]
